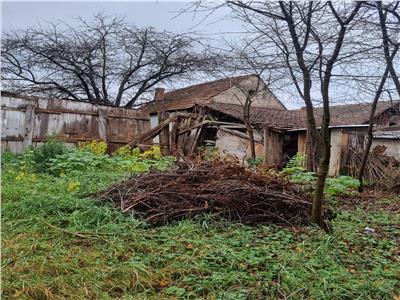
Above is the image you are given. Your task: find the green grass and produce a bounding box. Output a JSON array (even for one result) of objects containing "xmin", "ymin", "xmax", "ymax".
[{"xmin": 2, "ymin": 154, "xmax": 400, "ymax": 299}]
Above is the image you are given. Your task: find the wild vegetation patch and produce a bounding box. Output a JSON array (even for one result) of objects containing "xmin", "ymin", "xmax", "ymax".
[{"xmin": 2, "ymin": 145, "xmax": 399, "ymax": 299}]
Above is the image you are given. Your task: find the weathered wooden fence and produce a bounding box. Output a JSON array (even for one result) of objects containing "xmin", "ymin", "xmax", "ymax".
[{"xmin": 1, "ymin": 92, "xmax": 150, "ymax": 153}]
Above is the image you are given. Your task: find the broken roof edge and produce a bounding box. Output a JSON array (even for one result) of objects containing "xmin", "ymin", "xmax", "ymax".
[
  {"xmin": 373, "ymin": 134, "xmax": 400, "ymax": 140},
  {"xmin": 286, "ymin": 124, "xmax": 370, "ymax": 132},
  {"xmin": 163, "ymin": 74, "xmax": 259, "ymax": 98},
  {"xmin": 201, "ymin": 102, "xmax": 302, "ymax": 131},
  {"xmin": 300, "ymin": 99, "xmax": 400, "ymax": 111},
  {"xmin": 140, "ymin": 74, "xmax": 279, "ymax": 114}
]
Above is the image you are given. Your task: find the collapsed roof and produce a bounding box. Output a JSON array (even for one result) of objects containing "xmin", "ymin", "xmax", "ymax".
[
  {"xmin": 141, "ymin": 75, "xmax": 286, "ymax": 114},
  {"xmin": 141, "ymin": 75, "xmax": 399, "ymax": 130},
  {"xmin": 205, "ymin": 101, "xmax": 399, "ymax": 130}
]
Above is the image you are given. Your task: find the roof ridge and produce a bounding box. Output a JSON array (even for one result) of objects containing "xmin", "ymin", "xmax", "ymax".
[
  {"xmin": 164, "ymin": 75, "xmax": 257, "ymax": 96},
  {"xmin": 303, "ymin": 99, "xmax": 400, "ymax": 110},
  {"xmin": 207, "ymin": 102, "xmax": 290, "ymax": 112}
]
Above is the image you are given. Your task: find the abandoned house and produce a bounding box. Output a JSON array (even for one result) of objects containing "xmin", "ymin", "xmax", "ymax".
[
  {"xmin": 139, "ymin": 75, "xmax": 293, "ymax": 161},
  {"xmin": 138, "ymin": 75, "xmax": 400, "ymax": 176},
  {"xmin": 1, "ymin": 75, "xmax": 399, "ymax": 177}
]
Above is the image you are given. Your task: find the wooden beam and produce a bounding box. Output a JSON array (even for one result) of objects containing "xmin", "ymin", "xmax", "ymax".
[
  {"xmin": 23, "ymin": 104, "xmax": 35, "ymax": 149},
  {"xmin": 219, "ymin": 127, "xmax": 263, "ymax": 143},
  {"xmin": 158, "ymin": 111, "xmax": 170, "ymax": 155},
  {"xmin": 263, "ymin": 127, "xmax": 268, "ymax": 163},
  {"xmin": 98, "ymin": 110, "xmax": 109, "ymax": 143},
  {"xmin": 127, "ymin": 113, "xmax": 193, "ymax": 148}
]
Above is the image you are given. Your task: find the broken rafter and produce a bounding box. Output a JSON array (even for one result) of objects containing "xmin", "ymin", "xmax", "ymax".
[
  {"xmin": 178, "ymin": 120, "xmax": 210, "ymax": 135},
  {"xmin": 127, "ymin": 113, "xmax": 192, "ymax": 148},
  {"xmin": 219, "ymin": 127, "xmax": 263, "ymax": 143}
]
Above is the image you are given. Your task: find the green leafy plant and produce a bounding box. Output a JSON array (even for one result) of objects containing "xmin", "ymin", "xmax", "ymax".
[
  {"xmin": 113, "ymin": 145, "xmax": 141, "ymax": 159},
  {"xmin": 48, "ymin": 150, "xmax": 111, "ymax": 175},
  {"xmin": 326, "ymin": 176, "xmax": 360, "ymax": 197},
  {"xmin": 282, "ymin": 154, "xmax": 359, "ymax": 196},
  {"xmin": 282, "ymin": 154, "xmax": 308, "ymax": 175},
  {"xmin": 247, "ymin": 157, "xmax": 263, "ymax": 168},
  {"xmin": 46, "ymin": 143, "xmax": 176, "ymax": 175},
  {"xmin": 78, "ymin": 140, "xmax": 108, "ymax": 155},
  {"xmin": 31, "ymin": 135, "xmax": 68, "ymax": 173},
  {"xmin": 199, "ymin": 146, "xmax": 220, "ymax": 161}
]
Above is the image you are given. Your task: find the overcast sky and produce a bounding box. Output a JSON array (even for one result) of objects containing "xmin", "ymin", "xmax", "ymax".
[
  {"xmin": 2, "ymin": 1, "xmax": 242, "ymax": 36},
  {"xmin": 2, "ymin": 2, "xmax": 275, "ymax": 101},
  {"xmin": 2, "ymin": 1, "xmax": 383, "ymax": 108}
]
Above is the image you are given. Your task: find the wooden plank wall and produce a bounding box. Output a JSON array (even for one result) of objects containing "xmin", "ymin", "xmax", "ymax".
[
  {"xmin": 263, "ymin": 128, "xmax": 283, "ymax": 165},
  {"xmin": 1, "ymin": 93, "xmax": 150, "ymax": 153}
]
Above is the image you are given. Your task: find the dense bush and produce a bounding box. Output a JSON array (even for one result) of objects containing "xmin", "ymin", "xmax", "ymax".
[
  {"xmin": 30, "ymin": 136, "xmax": 68, "ymax": 172},
  {"xmin": 48, "ymin": 150, "xmax": 111, "ymax": 174},
  {"xmin": 325, "ymin": 176, "xmax": 360, "ymax": 197},
  {"xmin": 78, "ymin": 140, "xmax": 108, "ymax": 155}
]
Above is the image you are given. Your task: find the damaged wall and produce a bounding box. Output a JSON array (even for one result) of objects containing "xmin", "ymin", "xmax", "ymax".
[
  {"xmin": 370, "ymin": 139, "xmax": 400, "ymax": 160},
  {"xmin": 216, "ymin": 129, "xmax": 264, "ymax": 162},
  {"xmin": 212, "ymin": 76, "xmax": 285, "ymax": 109}
]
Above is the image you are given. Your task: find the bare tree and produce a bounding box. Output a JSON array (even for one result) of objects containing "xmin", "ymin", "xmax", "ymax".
[
  {"xmin": 357, "ymin": 1, "xmax": 400, "ymax": 192},
  {"xmin": 1, "ymin": 14, "xmax": 211, "ymax": 107},
  {"xmin": 210, "ymin": 34, "xmax": 285, "ymax": 161},
  {"xmin": 226, "ymin": 1, "xmax": 363, "ymax": 226},
  {"xmin": 226, "ymin": 46, "xmax": 267, "ymax": 160},
  {"xmin": 231, "ymin": 74, "xmax": 264, "ymax": 161}
]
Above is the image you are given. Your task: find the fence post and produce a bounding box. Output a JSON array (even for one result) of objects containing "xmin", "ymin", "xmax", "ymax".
[
  {"xmin": 23, "ymin": 104, "xmax": 35, "ymax": 150},
  {"xmin": 154, "ymin": 88, "xmax": 169, "ymax": 155},
  {"xmin": 98, "ymin": 110, "xmax": 109, "ymax": 143},
  {"xmin": 158, "ymin": 111, "xmax": 170, "ymax": 155},
  {"xmin": 263, "ymin": 127, "xmax": 269, "ymax": 163}
]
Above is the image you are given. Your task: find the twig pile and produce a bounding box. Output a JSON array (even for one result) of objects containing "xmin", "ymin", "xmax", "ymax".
[
  {"xmin": 342, "ymin": 145, "xmax": 400, "ymax": 191},
  {"xmin": 93, "ymin": 160, "xmax": 312, "ymax": 226}
]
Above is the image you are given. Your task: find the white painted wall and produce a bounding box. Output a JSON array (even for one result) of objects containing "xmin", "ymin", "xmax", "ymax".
[
  {"xmin": 212, "ymin": 77, "xmax": 285, "ymax": 109},
  {"xmin": 328, "ymin": 129, "xmax": 344, "ymax": 176},
  {"xmin": 215, "ymin": 130, "xmax": 264, "ymax": 162},
  {"xmin": 150, "ymin": 113, "xmax": 159, "ymax": 143}
]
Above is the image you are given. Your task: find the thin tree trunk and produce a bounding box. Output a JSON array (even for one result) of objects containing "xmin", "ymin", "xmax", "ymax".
[
  {"xmin": 245, "ymin": 121, "xmax": 256, "ymax": 160},
  {"xmin": 244, "ymin": 100, "xmax": 256, "ymax": 160},
  {"xmin": 377, "ymin": 2, "xmax": 400, "ymax": 97},
  {"xmin": 313, "ymin": 138, "xmax": 330, "ymax": 225},
  {"xmin": 357, "ymin": 48, "xmax": 397, "ymax": 192},
  {"xmin": 306, "ymin": 125, "xmax": 318, "ymax": 172}
]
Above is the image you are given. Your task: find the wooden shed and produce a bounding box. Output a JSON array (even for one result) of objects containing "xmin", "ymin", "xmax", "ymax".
[
  {"xmin": 291, "ymin": 100, "xmax": 400, "ymax": 176},
  {"xmin": 139, "ymin": 76, "xmax": 400, "ymax": 174},
  {"xmin": 138, "ymin": 75, "xmax": 295, "ymax": 163}
]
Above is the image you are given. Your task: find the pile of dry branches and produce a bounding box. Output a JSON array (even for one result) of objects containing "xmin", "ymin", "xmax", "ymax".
[
  {"xmin": 93, "ymin": 160, "xmax": 312, "ymax": 226},
  {"xmin": 342, "ymin": 145, "xmax": 400, "ymax": 191}
]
